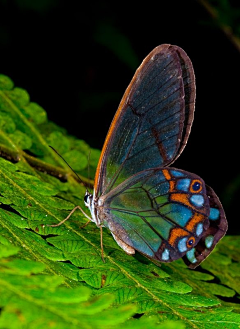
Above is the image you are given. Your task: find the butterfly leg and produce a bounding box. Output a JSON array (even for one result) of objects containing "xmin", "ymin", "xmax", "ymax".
[
  {"xmin": 47, "ymin": 205, "xmax": 92, "ymax": 227},
  {"xmin": 111, "ymin": 233, "xmax": 135, "ymax": 255},
  {"xmin": 100, "ymin": 226, "xmax": 105, "ymax": 263}
]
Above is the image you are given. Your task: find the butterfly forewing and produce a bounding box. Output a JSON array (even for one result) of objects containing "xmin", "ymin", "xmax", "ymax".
[{"xmin": 94, "ymin": 44, "xmax": 195, "ymax": 198}]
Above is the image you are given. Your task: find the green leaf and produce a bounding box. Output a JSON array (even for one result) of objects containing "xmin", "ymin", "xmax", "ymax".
[
  {"xmin": 0, "ymin": 244, "xmax": 19, "ymax": 258},
  {"xmin": 9, "ymin": 130, "xmax": 32, "ymax": 149},
  {"xmin": 0, "ymin": 255, "xmax": 133, "ymax": 329},
  {"xmin": 4, "ymin": 87, "xmax": 30, "ymax": 108},
  {"xmin": 21, "ymin": 102, "xmax": 47, "ymax": 124},
  {"xmin": 0, "ymin": 112, "xmax": 16, "ymax": 133},
  {"xmin": 47, "ymin": 131, "xmax": 71, "ymax": 154},
  {"xmin": 0, "ymin": 74, "xmax": 14, "ymax": 90},
  {"xmin": 0, "ymin": 73, "xmax": 239, "ymax": 328},
  {"xmin": 62, "ymin": 149, "xmax": 88, "ymax": 171}
]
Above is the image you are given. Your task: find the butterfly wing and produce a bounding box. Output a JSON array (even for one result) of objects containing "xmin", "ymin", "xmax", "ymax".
[
  {"xmin": 182, "ymin": 184, "xmax": 227, "ymax": 268},
  {"xmin": 100, "ymin": 168, "xmax": 227, "ymax": 268},
  {"xmin": 94, "ymin": 44, "xmax": 195, "ymax": 198}
]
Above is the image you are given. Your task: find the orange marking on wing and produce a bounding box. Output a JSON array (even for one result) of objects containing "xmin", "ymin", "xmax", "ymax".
[
  {"xmin": 185, "ymin": 213, "xmax": 205, "ymax": 232},
  {"xmin": 169, "ymin": 228, "xmax": 189, "ymax": 246},
  {"xmin": 162, "ymin": 169, "xmax": 171, "ymax": 181},
  {"xmin": 169, "ymin": 180, "xmax": 175, "ymax": 192},
  {"xmin": 163, "ymin": 169, "xmax": 175, "ymax": 191},
  {"xmin": 170, "ymin": 193, "xmax": 208, "ymax": 215},
  {"xmin": 170, "ymin": 193, "xmax": 192, "ymax": 207}
]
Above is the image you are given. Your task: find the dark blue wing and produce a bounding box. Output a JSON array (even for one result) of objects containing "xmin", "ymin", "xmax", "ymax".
[{"xmin": 94, "ymin": 44, "xmax": 195, "ymax": 197}]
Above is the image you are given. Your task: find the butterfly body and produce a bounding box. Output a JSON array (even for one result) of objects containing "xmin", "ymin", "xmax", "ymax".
[{"xmin": 84, "ymin": 44, "xmax": 227, "ymax": 268}]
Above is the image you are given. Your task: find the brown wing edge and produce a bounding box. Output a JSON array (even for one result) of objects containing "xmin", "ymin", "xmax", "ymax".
[{"xmin": 167, "ymin": 45, "xmax": 196, "ymax": 165}]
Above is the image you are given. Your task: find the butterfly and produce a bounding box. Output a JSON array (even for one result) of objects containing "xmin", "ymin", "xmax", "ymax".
[{"xmin": 54, "ymin": 44, "xmax": 227, "ymax": 269}]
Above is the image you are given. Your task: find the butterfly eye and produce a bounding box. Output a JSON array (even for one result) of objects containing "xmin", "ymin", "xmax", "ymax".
[
  {"xmin": 190, "ymin": 179, "xmax": 202, "ymax": 193},
  {"xmin": 84, "ymin": 193, "xmax": 89, "ymax": 204},
  {"xmin": 187, "ymin": 237, "xmax": 195, "ymax": 248}
]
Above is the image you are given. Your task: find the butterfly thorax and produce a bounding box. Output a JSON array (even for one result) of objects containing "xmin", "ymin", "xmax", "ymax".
[{"xmin": 84, "ymin": 190, "xmax": 104, "ymax": 227}]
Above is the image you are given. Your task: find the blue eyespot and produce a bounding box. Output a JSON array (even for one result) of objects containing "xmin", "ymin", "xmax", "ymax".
[
  {"xmin": 187, "ymin": 237, "xmax": 195, "ymax": 247},
  {"xmin": 188, "ymin": 238, "xmax": 194, "ymax": 246},
  {"xmin": 190, "ymin": 179, "xmax": 203, "ymax": 193},
  {"xmin": 192, "ymin": 182, "xmax": 200, "ymax": 191},
  {"xmin": 178, "ymin": 236, "xmax": 196, "ymax": 253}
]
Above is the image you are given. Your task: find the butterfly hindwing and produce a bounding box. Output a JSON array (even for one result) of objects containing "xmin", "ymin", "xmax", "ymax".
[{"xmin": 102, "ymin": 168, "xmax": 213, "ymax": 265}]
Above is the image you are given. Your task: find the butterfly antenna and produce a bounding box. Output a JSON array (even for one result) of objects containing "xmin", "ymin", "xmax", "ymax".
[{"xmin": 49, "ymin": 145, "xmax": 88, "ymax": 191}]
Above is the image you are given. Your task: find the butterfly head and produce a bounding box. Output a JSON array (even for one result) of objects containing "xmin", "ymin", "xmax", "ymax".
[
  {"xmin": 83, "ymin": 190, "xmax": 100, "ymax": 225},
  {"xmin": 84, "ymin": 190, "xmax": 93, "ymax": 208}
]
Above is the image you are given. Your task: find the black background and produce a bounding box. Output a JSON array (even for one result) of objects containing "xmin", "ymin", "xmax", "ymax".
[{"xmin": 0, "ymin": 0, "xmax": 239, "ymax": 234}]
